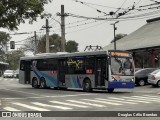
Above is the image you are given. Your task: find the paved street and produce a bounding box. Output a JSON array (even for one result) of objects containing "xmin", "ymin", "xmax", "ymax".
[
  {"xmin": 0, "ymin": 77, "xmax": 160, "ymax": 111},
  {"xmin": 0, "ymin": 77, "xmax": 160, "ymax": 119}
]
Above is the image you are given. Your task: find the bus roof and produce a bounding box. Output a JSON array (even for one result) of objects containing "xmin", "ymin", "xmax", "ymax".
[
  {"xmin": 20, "ymin": 51, "xmax": 108, "ymax": 60},
  {"xmin": 20, "ymin": 50, "xmax": 130, "ymax": 61}
]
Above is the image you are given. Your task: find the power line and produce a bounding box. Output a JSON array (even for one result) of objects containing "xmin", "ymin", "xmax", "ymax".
[
  {"xmin": 14, "ymin": 36, "xmax": 34, "ymax": 43},
  {"xmin": 114, "ymin": 0, "xmax": 128, "ymax": 14},
  {"xmin": 70, "ymin": 0, "xmax": 127, "ymax": 10},
  {"xmin": 66, "ymin": 21, "xmax": 106, "ymax": 34}
]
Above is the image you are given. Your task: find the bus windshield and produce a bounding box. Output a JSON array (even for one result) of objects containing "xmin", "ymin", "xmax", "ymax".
[{"xmin": 110, "ymin": 57, "xmax": 134, "ymax": 76}]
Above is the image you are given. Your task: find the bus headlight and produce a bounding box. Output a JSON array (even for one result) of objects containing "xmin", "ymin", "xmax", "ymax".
[{"xmin": 131, "ymin": 78, "xmax": 134, "ymax": 82}]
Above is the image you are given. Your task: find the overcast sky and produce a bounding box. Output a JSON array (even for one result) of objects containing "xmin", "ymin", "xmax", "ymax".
[{"xmin": 2, "ymin": 0, "xmax": 160, "ymax": 52}]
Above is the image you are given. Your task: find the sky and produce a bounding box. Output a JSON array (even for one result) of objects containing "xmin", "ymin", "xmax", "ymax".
[{"xmin": 2, "ymin": 0, "xmax": 160, "ymax": 52}]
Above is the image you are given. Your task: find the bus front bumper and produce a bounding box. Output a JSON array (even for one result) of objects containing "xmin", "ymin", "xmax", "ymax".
[{"xmin": 108, "ymin": 81, "xmax": 135, "ymax": 89}]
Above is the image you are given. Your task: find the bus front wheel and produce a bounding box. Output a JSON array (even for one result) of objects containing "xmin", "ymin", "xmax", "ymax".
[
  {"xmin": 83, "ymin": 79, "xmax": 92, "ymax": 92},
  {"xmin": 108, "ymin": 88, "xmax": 114, "ymax": 93},
  {"xmin": 32, "ymin": 78, "xmax": 40, "ymax": 88},
  {"xmin": 40, "ymin": 78, "xmax": 47, "ymax": 89}
]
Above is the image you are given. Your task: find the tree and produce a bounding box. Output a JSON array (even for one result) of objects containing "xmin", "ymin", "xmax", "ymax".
[
  {"xmin": 5, "ymin": 50, "xmax": 25, "ymax": 70},
  {"xmin": 110, "ymin": 33, "xmax": 127, "ymax": 43},
  {"xmin": 66, "ymin": 40, "xmax": 78, "ymax": 52},
  {"xmin": 0, "ymin": 32, "xmax": 11, "ymax": 61},
  {"xmin": 24, "ymin": 36, "xmax": 39, "ymax": 53},
  {"xmin": 36, "ymin": 34, "xmax": 79, "ymax": 53},
  {"xmin": 0, "ymin": 0, "xmax": 52, "ymax": 30}
]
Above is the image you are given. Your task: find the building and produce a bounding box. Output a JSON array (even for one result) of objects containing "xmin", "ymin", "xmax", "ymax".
[{"xmin": 104, "ymin": 17, "xmax": 160, "ymax": 68}]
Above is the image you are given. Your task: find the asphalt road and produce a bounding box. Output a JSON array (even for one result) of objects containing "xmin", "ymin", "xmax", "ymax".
[{"xmin": 0, "ymin": 77, "xmax": 160, "ymax": 120}]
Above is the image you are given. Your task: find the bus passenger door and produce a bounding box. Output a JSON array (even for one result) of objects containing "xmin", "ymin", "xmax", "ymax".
[
  {"xmin": 58, "ymin": 59, "xmax": 66, "ymax": 87},
  {"xmin": 95, "ymin": 58, "xmax": 107, "ymax": 87},
  {"xmin": 24, "ymin": 61, "xmax": 31, "ymax": 84}
]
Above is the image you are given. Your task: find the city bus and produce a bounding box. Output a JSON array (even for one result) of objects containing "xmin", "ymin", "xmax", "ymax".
[{"xmin": 19, "ymin": 50, "xmax": 135, "ymax": 92}]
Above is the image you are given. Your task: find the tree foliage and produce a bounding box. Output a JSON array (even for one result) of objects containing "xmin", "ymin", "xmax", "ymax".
[
  {"xmin": 36, "ymin": 34, "xmax": 79, "ymax": 53},
  {"xmin": 110, "ymin": 33, "xmax": 127, "ymax": 43},
  {"xmin": 0, "ymin": 31, "xmax": 11, "ymax": 55},
  {"xmin": 66, "ymin": 40, "xmax": 78, "ymax": 52},
  {"xmin": 0, "ymin": 0, "xmax": 52, "ymax": 30},
  {"xmin": 0, "ymin": 31, "xmax": 11, "ymax": 44},
  {"xmin": 5, "ymin": 50, "xmax": 25, "ymax": 70}
]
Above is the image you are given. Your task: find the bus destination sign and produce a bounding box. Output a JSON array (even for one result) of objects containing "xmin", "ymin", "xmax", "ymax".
[{"xmin": 110, "ymin": 52, "xmax": 130, "ymax": 57}]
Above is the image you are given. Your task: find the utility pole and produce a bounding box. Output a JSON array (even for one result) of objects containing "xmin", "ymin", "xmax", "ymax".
[
  {"xmin": 111, "ymin": 21, "xmax": 119, "ymax": 50},
  {"xmin": 57, "ymin": 5, "xmax": 68, "ymax": 52},
  {"xmin": 43, "ymin": 19, "xmax": 52, "ymax": 53},
  {"xmin": 46, "ymin": 19, "xmax": 49, "ymax": 53}
]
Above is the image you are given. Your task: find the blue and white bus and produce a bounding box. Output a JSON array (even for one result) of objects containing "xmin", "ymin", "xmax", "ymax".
[{"xmin": 19, "ymin": 50, "xmax": 135, "ymax": 92}]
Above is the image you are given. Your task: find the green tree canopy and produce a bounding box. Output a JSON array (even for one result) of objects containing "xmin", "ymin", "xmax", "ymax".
[
  {"xmin": 5, "ymin": 50, "xmax": 25, "ymax": 70},
  {"xmin": 0, "ymin": 0, "xmax": 52, "ymax": 30},
  {"xmin": 0, "ymin": 31, "xmax": 11, "ymax": 56},
  {"xmin": 0, "ymin": 31, "xmax": 11, "ymax": 45},
  {"xmin": 66, "ymin": 40, "xmax": 78, "ymax": 52},
  {"xmin": 36, "ymin": 34, "xmax": 79, "ymax": 53}
]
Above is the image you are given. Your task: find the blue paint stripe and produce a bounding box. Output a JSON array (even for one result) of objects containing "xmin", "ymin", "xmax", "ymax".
[
  {"xmin": 33, "ymin": 70, "xmax": 57, "ymax": 87},
  {"xmin": 70, "ymin": 77, "xmax": 75, "ymax": 88},
  {"xmin": 77, "ymin": 76, "xmax": 82, "ymax": 88},
  {"xmin": 72, "ymin": 76, "xmax": 79, "ymax": 88}
]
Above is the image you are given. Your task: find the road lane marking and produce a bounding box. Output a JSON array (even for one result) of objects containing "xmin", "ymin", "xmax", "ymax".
[
  {"xmin": 120, "ymin": 97, "xmax": 151, "ymax": 103},
  {"xmin": 132, "ymin": 96, "xmax": 160, "ymax": 100},
  {"xmin": 122, "ymin": 96, "xmax": 160, "ymax": 102},
  {"xmin": 31, "ymin": 102, "xmax": 72, "ymax": 110},
  {"xmin": 95, "ymin": 98, "xmax": 138, "ymax": 104},
  {"xmin": 82, "ymin": 99, "xmax": 122, "ymax": 105},
  {"xmin": 141, "ymin": 95, "xmax": 160, "ymax": 99},
  {"xmin": 66, "ymin": 100, "xmax": 106, "ymax": 107},
  {"xmin": 0, "ymin": 88, "xmax": 46, "ymax": 97},
  {"xmin": 106, "ymin": 97, "xmax": 150, "ymax": 103},
  {"xmin": 12, "ymin": 103, "xmax": 50, "ymax": 111},
  {"xmin": 0, "ymin": 93, "xmax": 94, "ymax": 100},
  {"xmin": 108, "ymin": 97, "xmax": 125, "ymax": 101},
  {"xmin": 50, "ymin": 101, "xmax": 89, "ymax": 108},
  {"xmin": 3, "ymin": 107, "xmax": 20, "ymax": 111}
]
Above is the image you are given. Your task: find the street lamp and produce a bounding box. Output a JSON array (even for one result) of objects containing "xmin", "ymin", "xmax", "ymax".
[{"xmin": 111, "ymin": 21, "xmax": 119, "ymax": 50}]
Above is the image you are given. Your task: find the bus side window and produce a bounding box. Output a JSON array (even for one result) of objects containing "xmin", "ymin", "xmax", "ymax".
[
  {"xmin": 47, "ymin": 59, "xmax": 57, "ymax": 70},
  {"xmin": 36, "ymin": 60, "xmax": 47, "ymax": 71},
  {"xmin": 85, "ymin": 57, "xmax": 95, "ymax": 71},
  {"xmin": 20, "ymin": 61, "xmax": 25, "ymax": 71}
]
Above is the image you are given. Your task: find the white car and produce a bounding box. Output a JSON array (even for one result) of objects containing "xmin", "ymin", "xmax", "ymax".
[
  {"xmin": 3, "ymin": 70, "xmax": 14, "ymax": 78},
  {"xmin": 148, "ymin": 69, "xmax": 160, "ymax": 87}
]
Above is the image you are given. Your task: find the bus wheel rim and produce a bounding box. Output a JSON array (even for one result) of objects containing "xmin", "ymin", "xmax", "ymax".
[
  {"xmin": 85, "ymin": 83, "xmax": 90, "ymax": 89},
  {"xmin": 34, "ymin": 80, "xmax": 37, "ymax": 87},
  {"xmin": 41, "ymin": 81, "xmax": 45, "ymax": 88},
  {"xmin": 139, "ymin": 80, "xmax": 145, "ymax": 86}
]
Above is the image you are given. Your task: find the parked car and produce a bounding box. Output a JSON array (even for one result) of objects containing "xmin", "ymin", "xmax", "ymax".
[
  {"xmin": 3, "ymin": 70, "xmax": 14, "ymax": 78},
  {"xmin": 135, "ymin": 68, "xmax": 158, "ymax": 86},
  {"xmin": 148, "ymin": 69, "xmax": 160, "ymax": 87},
  {"xmin": 135, "ymin": 68, "xmax": 142, "ymax": 72}
]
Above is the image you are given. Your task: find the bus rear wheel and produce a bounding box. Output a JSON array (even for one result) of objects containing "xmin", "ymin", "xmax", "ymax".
[
  {"xmin": 40, "ymin": 78, "xmax": 47, "ymax": 89},
  {"xmin": 32, "ymin": 78, "xmax": 39, "ymax": 88},
  {"xmin": 83, "ymin": 79, "xmax": 92, "ymax": 92}
]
